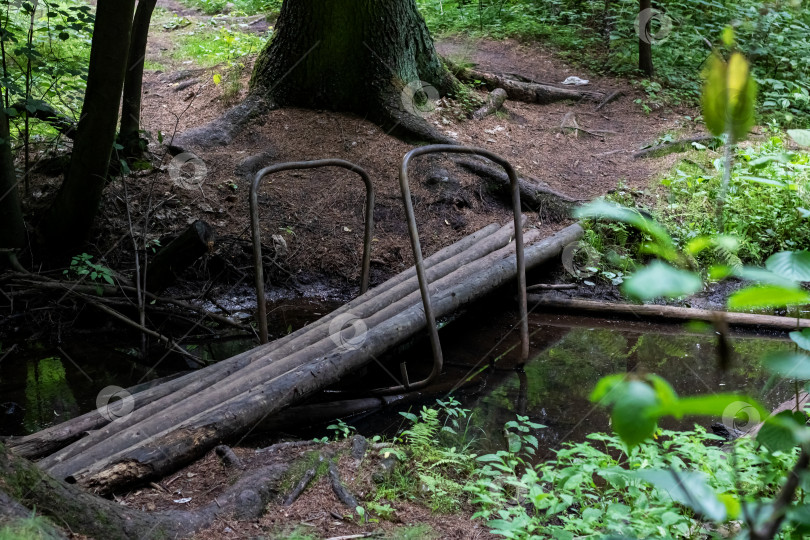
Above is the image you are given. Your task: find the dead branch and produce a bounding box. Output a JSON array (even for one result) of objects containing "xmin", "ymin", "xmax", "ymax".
[
  {"xmin": 633, "ymin": 135, "xmax": 717, "ymax": 158},
  {"xmin": 595, "ymin": 90, "xmax": 624, "ymax": 111}
]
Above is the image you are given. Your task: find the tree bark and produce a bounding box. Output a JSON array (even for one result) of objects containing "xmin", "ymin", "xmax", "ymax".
[
  {"xmin": 119, "ymin": 0, "xmax": 158, "ymax": 158},
  {"xmin": 43, "ymin": 0, "xmax": 136, "ymax": 254},
  {"xmin": 249, "ymin": 0, "xmax": 458, "ymax": 142},
  {"xmin": 638, "ymin": 0, "xmax": 654, "ymax": 77},
  {"xmin": 0, "ymin": 106, "xmax": 24, "ymax": 249}
]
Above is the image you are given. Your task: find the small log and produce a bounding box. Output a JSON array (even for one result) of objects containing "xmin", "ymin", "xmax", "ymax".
[
  {"xmin": 633, "ymin": 135, "xmax": 717, "ymax": 159},
  {"xmin": 328, "ymin": 461, "xmax": 359, "ymax": 509},
  {"xmin": 526, "ymin": 283, "xmax": 576, "ymax": 291},
  {"xmin": 214, "ymin": 445, "xmax": 244, "ymax": 469},
  {"xmin": 145, "ymin": 220, "xmax": 214, "ymax": 293},
  {"xmin": 528, "ymin": 296, "xmax": 810, "ymax": 330},
  {"xmin": 448, "ymin": 60, "xmax": 605, "ymax": 104},
  {"xmin": 472, "ymin": 88, "xmax": 508, "ymax": 120}
]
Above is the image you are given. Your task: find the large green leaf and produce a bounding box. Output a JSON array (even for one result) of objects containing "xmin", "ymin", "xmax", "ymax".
[
  {"xmin": 629, "ymin": 469, "xmax": 727, "ymax": 521},
  {"xmin": 790, "ymin": 328, "xmax": 810, "ymax": 352},
  {"xmin": 734, "ymin": 266, "xmax": 797, "ymax": 287},
  {"xmin": 610, "ymin": 381, "xmax": 659, "ymax": 448},
  {"xmin": 656, "ymin": 393, "xmax": 767, "ymax": 420},
  {"xmin": 757, "ymin": 410, "xmax": 806, "ymax": 452},
  {"xmin": 701, "ymin": 52, "xmax": 756, "ymax": 142},
  {"xmin": 621, "ymin": 261, "xmax": 702, "ymax": 301},
  {"xmin": 766, "ymin": 251, "xmax": 810, "ymax": 282},
  {"xmin": 702, "ymin": 53, "xmax": 728, "ymax": 138},
  {"xmin": 788, "ymin": 129, "xmax": 810, "ymax": 147},
  {"xmin": 763, "ymin": 351, "xmax": 810, "ymax": 380},
  {"xmin": 727, "ymin": 285, "xmax": 810, "ymax": 309}
]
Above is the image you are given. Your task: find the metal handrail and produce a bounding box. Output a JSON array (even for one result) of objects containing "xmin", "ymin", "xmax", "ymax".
[
  {"xmin": 374, "ymin": 145, "xmax": 528, "ymax": 393},
  {"xmin": 250, "ymin": 159, "xmax": 375, "ymax": 344}
]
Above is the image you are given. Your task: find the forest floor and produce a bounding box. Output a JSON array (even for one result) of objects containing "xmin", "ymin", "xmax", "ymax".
[
  {"xmin": 12, "ymin": 2, "xmax": 716, "ymax": 539},
  {"xmin": 23, "ymin": 0, "xmax": 704, "ymax": 297}
]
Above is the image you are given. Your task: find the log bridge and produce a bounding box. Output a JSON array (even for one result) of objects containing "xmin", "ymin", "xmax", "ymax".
[{"xmin": 7, "ymin": 146, "xmax": 583, "ymax": 495}]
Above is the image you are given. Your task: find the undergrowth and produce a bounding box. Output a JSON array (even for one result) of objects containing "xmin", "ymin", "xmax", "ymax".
[
  {"xmin": 180, "ymin": 0, "xmax": 282, "ymax": 16},
  {"xmin": 416, "ymin": 0, "xmax": 810, "ymax": 124}
]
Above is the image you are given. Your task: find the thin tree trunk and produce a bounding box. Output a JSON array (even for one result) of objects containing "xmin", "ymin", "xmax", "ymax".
[
  {"xmin": 119, "ymin": 0, "xmax": 158, "ymax": 158},
  {"xmin": 0, "ymin": 106, "xmax": 24, "ymax": 250},
  {"xmin": 638, "ymin": 0, "xmax": 654, "ymax": 76},
  {"xmin": 43, "ymin": 0, "xmax": 136, "ymax": 254}
]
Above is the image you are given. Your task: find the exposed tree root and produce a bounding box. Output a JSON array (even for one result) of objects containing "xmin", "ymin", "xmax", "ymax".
[
  {"xmin": 473, "ymin": 88, "xmax": 508, "ymax": 120},
  {"xmin": 170, "ymin": 93, "xmax": 276, "ymax": 151},
  {"xmin": 0, "ymin": 444, "xmax": 289, "ymax": 539},
  {"xmin": 328, "ymin": 461, "xmax": 359, "ymax": 510},
  {"xmin": 453, "ymin": 157, "xmax": 579, "ymax": 220}
]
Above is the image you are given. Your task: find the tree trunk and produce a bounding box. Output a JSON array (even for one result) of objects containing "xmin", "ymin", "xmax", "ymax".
[
  {"xmin": 638, "ymin": 0, "xmax": 654, "ymax": 76},
  {"xmin": 0, "ymin": 106, "xmax": 24, "ymax": 250},
  {"xmin": 249, "ymin": 0, "xmax": 458, "ymax": 142},
  {"xmin": 43, "ymin": 0, "xmax": 136, "ymax": 254},
  {"xmin": 119, "ymin": 0, "xmax": 158, "ymax": 158}
]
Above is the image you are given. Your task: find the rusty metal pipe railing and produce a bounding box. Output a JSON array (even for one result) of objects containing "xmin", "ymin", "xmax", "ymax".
[
  {"xmin": 250, "ymin": 159, "xmax": 375, "ymax": 344},
  {"xmin": 372, "ymin": 145, "xmax": 528, "ymax": 394}
]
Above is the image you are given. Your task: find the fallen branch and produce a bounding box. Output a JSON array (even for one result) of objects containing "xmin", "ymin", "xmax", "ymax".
[
  {"xmin": 595, "ymin": 90, "xmax": 624, "ymax": 111},
  {"xmin": 526, "ymin": 283, "xmax": 576, "ymax": 291},
  {"xmin": 447, "ymin": 60, "xmax": 605, "ymax": 104},
  {"xmin": 528, "ymin": 295, "xmax": 810, "ymax": 330},
  {"xmin": 283, "ymin": 459, "xmax": 320, "ymax": 506},
  {"xmin": 633, "ymin": 135, "xmax": 717, "ymax": 159}
]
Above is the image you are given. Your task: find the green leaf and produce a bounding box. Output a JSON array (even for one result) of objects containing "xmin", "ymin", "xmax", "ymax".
[
  {"xmin": 701, "ymin": 52, "xmax": 756, "ymax": 142},
  {"xmin": 763, "ymin": 351, "xmax": 810, "ymax": 380},
  {"xmin": 398, "ymin": 412, "xmax": 417, "ymax": 423},
  {"xmin": 766, "ymin": 251, "xmax": 810, "ymax": 282},
  {"xmin": 757, "ymin": 410, "xmax": 806, "ymax": 452},
  {"xmin": 727, "ymin": 285, "xmax": 810, "ymax": 309},
  {"xmin": 702, "ymin": 53, "xmax": 728, "ymax": 138},
  {"xmin": 590, "ymin": 374, "xmax": 627, "ymax": 404},
  {"xmin": 621, "ymin": 261, "xmax": 702, "ymax": 301},
  {"xmin": 573, "ymin": 201, "xmax": 676, "ymax": 259},
  {"xmin": 733, "ymin": 266, "xmax": 797, "ymax": 287},
  {"xmin": 791, "ymin": 329, "xmax": 810, "ymax": 352},
  {"xmin": 610, "ymin": 381, "xmax": 659, "ymax": 448},
  {"xmin": 657, "ymin": 393, "xmax": 767, "ymax": 420},
  {"xmin": 788, "ymin": 129, "xmax": 810, "ymax": 147},
  {"xmin": 630, "ymin": 469, "xmax": 726, "ymax": 521}
]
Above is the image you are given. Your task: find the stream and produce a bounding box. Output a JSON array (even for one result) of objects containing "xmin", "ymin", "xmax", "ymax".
[{"xmin": 0, "ymin": 297, "xmax": 795, "ymax": 456}]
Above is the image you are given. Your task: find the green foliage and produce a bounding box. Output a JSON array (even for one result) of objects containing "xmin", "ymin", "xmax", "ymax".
[
  {"xmin": 1, "ymin": 0, "xmax": 94, "ymax": 142},
  {"xmin": 173, "ymin": 24, "xmax": 269, "ymax": 68},
  {"xmin": 467, "ymin": 427, "xmax": 799, "ymax": 539},
  {"xmin": 376, "ymin": 397, "xmax": 477, "ymax": 513},
  {"xmin": 181, "ymin": 0, "xmax": 281, "ymax": 16},
  {"xmin": 62, "ymin": 253, "xmax": 114, "ymax": 294},
  {"xmin": 0, "ymin": 515, "xmax": 60, "ymax": 540},
  {"xmin": 416, "ymin": 0, "xmax": 810, "ymax": 123}
]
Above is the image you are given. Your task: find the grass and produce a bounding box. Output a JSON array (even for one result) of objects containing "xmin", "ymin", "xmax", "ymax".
[
  {"xmin": 172, "ymin": 24, "xmax": 269, "ymax": 68},
  {"xmin": 0, "ymin": 515, "xmax": 59, "ymax": 540},
  {"xmin": 180, "ymin": 0, "xmax": 282, "ymax": 16}
]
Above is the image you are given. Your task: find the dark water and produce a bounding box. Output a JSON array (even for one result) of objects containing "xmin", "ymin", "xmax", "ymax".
[{"xmin": 0, "ymin": 299, "xmax": 796, "ymax": 454}]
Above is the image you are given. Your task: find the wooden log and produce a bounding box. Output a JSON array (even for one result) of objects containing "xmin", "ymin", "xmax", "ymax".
[
  {"xmin": 47, "ymin": 227, "xmax": 540, "ymax": 480},
  {"xmin": 12, "ymin": 223, "xmax": 504, "ymax": 460},
  {"xmin": 53, "ymin": 225, "xmax": 583, "ymax": 493},
  {"xmin": 145, "ymin": 220, "xmax": 214, "ymax": 293},
  {"xmin": 328, "ymin": 461, "xmax": 358, "ymax": 509},
  {"xmin": 472, "ymin": 88, "xmax": 508, "ymax": 120},
  {"xmin": 528, "ymin": 295, "xmax": 810, "ymax": 330},
  {"xmin": 449, "ymin": 62, "xmax": 605, "ymax": 104}
]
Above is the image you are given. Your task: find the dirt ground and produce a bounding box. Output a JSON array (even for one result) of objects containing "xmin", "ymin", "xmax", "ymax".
[{"xmin": 26, "ymin": 0, "xmax": 700, "ymax": 297}]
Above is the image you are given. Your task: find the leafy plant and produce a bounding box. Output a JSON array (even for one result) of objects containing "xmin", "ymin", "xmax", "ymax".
[{"xmin": 62, "ymin": 253, "xmax": 114, "ymax": 294}]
